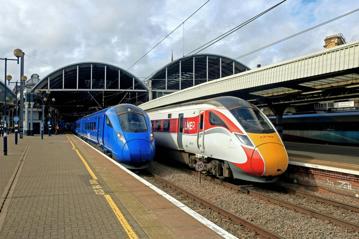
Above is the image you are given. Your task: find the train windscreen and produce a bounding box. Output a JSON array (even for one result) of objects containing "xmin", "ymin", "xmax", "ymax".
[
  {"xmin": 230, "ymin": 107, "xmax": 275, "ymax": 133},
  {"xmin": 118, "ymin": 112, "xmax": 148, "ymax": 132}
]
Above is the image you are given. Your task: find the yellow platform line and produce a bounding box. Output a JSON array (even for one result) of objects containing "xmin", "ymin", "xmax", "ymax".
[
  {"xmin": 67, "ymin": 136, "xmax": 98, "ymax": 180},
  {"xmin": 67, "ymin": 136, "xmax": 138, "ymax": 239},
  {"xmin": 105, "ymin": 194, "xmax": 139, "ymax": 239}
]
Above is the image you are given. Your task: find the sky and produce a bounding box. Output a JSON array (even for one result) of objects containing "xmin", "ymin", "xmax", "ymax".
[{"xmin": 0, "ymin": 0, "xmax": 358, "ymax": 84}]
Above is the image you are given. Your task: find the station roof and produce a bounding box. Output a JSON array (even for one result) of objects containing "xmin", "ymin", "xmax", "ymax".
[
  {"xmin": 31, "ymin": 62, "xmax": 148, "ymax": 121},
  {"xmin": 140, "ymin": 41, "xmax": 359, "ymax": 110},
  {"xmin": 0, "ymin": 80, "xmax": 16, "ymax": 105},
  {"xmin": 149, "ymin": 54, "xmax": 249, "ymax": 97}
]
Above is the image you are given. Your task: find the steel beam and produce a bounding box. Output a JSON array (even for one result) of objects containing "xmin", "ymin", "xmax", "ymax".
[
  {"xmin": 90, "ymin": 64, "xmax": 93, "ymax": 89},
  {"xmin": 104, "ymin": 65, "xmax": 107, "ymax": 89},
  {"xmin": 62, "ymin": 69, "xmax": 65, "ymax": 89},
  {"xmin": 193, "ymin": 57, "xmax": 195, "ymax": 86},
  {"xmin": 76, "ymin": 65, "xmax": 79, "ymax": 89}
]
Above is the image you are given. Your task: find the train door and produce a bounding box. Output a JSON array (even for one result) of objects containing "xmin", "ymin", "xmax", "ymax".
[
  {"xmin": 104, "ymin": 115, "xmax": 114, "ymax": 152},
  {"xmin": 96, "ymin": 116, "xmax": 100, "ymax": 143},
  {"xmin": 177, "ymin": 113, "xmax": 184, "ymax": 150},
  {"xmin": 197, "ymin": 111, "xmax": 205, "ymax": 154},
  {"xmin": 101, "ymin": 115, "xmax": 105, "ymax": 146}
]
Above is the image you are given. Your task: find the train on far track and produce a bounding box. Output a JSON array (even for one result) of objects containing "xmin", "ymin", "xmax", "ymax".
[
  {"xmin": 147, "ymin": 96, "xmax": 288, "ymax": 183},
  {"xmin": 75, "ymin": 104, "xmax": 155, "ymax": 169},
  {"xmin": 271, "ymin": 111, "xmax": 359, "ymax": 146}
]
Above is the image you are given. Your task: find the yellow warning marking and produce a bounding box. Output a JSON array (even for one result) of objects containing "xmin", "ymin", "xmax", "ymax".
[
  {"xmin": 105, "ymin": 194, "xmax": 139, "ymax": 239},
  {"xmin": 67, "ymin": 136, "xmax": 138, "ymax": 239},
  {"xmin": 75, "ymin": 148, "xmax": 98, "ymax": 180},
  {"xmin": 68, "ymin": 137, "xmax": 76, "ymax": 149},
  {"xmin": 67, "ymin": 136, "xmax": 97, "ymax": 180}
]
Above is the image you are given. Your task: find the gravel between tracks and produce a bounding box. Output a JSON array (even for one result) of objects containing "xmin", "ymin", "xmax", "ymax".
[
  {"xmin": 148, "ymin": 161, "xmax": 359, "ymax": 239},
  {"xmin": 255, "ymin": 188, "xmax": 359, "ymax": 225}
]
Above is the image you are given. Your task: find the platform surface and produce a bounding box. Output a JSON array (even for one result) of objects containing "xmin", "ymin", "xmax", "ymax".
[
  {"xmin": 286, "ymin": 142, "xmax": 359, "ymax": 173},
  {"xmin": 0, "ymin": 134, "xmax": 221, "ymax": 239}
]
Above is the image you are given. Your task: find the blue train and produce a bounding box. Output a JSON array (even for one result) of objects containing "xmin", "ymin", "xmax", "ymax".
[{"xmin": 75, "ymin": 104, "xmax": 155, "ymax": 169}]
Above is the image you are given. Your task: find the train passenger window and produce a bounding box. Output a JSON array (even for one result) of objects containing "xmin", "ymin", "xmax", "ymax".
[
  {"xmin": 163, "ymin": 120, "xmax": 170, "ymax": 132},
  {"xmin": 151, "ymin": 120, "xmax": 156, "ymax": 131},
  {"xmin": 155, "ymin": 120, "xmax": 161, "ymax": 131},
  {"xmin": 106, "ymin": 116, "xmax": 113, "ymax": 128},
  {"xmin": 209, "ymin": 112, "xmax": 227, "ymax": 128}
]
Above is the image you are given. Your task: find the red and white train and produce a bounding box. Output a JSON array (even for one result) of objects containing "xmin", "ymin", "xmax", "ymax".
[{"xmin": 147, "ymin": 96, "xmax": 288, "ymax": 182}]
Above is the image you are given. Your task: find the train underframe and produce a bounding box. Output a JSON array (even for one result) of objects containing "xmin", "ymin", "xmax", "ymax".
[{"xmin": 156, "ymin": 146, "xmax": 277, "ymax": 183}]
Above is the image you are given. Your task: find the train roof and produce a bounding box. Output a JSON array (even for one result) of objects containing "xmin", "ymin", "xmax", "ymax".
[
  {"xmin": 77, "ymin": 104, "xmax": 146, "ymax": 121},
  {"xmin": 147, "ymin": 96, "xmax": 252, "ymax": 112},
  {"xmin": 112, "ymin": 104, "xmax": 146, "ymax": 114}
]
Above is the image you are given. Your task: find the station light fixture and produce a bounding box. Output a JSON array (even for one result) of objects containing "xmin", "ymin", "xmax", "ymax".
[
  {"xmin": 6, "ymin": 75, "xmax": 12, "ymax": 81},
  {"xmin": 13, "ymin": 48, "xmax": 24, "ymax": 58},
  {"xmin": 301, "ymin": 90, "xmax": 322, "ymax": 95},
  {"xmin": 346, "ymin": 84, "xmax": 359, "ymax": 88}
]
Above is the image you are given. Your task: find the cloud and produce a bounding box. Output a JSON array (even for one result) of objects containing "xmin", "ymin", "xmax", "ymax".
[{"xmin": 0, "ymin": 0, "xmax": 358, "ymax": 83}]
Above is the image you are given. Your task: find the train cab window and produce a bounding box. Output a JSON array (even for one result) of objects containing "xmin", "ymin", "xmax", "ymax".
[
  {"xmin": 230, "ymin": 107, "xmax": 275, "ymax": 133},
  {"xmin": 118, "ymin": 112, "xmax": 147, "ymax": 132},
  {"xmin": 209, "ymin": 112, "xmax": 227, "ymax": 128},
  {"xmin": 106, "ymin": 116, "xmax": 113, "ymax": 128}
]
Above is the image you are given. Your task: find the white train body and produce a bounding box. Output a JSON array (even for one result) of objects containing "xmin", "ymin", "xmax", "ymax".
[{"xmin": 147, "ymin": 97, "xmax": 288, "ymax": 182}]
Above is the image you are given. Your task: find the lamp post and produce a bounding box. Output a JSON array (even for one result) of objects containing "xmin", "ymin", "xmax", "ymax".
[
  {"xmin": 47, "ymin": 97, "xmax": 55, "ymax": 136},
  {"xmin": 39, "ymin": 95, "xmax": 47, "ymax": 140},
  {"xmin": 6, "ymin": 75, "xmax": 20, "ymax": 144},
  {"xmin": 13, "ymin": 49, "xmax": 25, "ymax": 139},
  {"xmin": 1, "ymin": 56, "xmax": 19, "ymax": 156}
]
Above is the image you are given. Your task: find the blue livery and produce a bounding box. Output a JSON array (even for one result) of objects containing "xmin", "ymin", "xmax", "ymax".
[{"xmin": 75, "ymin": 104, "xmax": 155, "ymax": 169}]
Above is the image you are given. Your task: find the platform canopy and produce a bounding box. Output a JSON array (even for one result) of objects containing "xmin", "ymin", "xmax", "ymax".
[
  {"xmin": 149, "ymin": 54, "xmax": 249, "ymax": 99},
  {"xmin": 140, "ymin": 41, "xmax": 359, "ymax": 111},
  {"xmin": 31, "ymin": 62, "xmax": 148, "ymax": 121}
]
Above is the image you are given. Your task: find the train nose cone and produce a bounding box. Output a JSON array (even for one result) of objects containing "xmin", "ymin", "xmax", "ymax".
[
  {"xmin": 125, "ymin": 140, "xmax": 154, "ymax": 163},
  {"xmin": 255, "ymin": 143, "xmax": 288, "ymax": 176}
]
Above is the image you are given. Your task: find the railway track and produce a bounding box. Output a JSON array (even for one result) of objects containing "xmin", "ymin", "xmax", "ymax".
[
  {"xmin": 152, "ymin": 175, "xmax": 282, "ymax": 239},
  {"xmin": 149, "ymin": 161, "xmax": 359, "ymax": 233},
  {"xmin": 282, "ymin": 186, "xmax": 359, "ymax": 213},
  {"xmin": 190, "ymin": 171, "xmax": 359, "ymax": 233},
  {"xmin": 191, "ymin": 172, "xmax": 359, "ymax": 231}
]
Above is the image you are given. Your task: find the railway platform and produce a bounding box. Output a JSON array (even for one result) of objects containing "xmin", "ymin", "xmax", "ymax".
[
  {"xmin": 285, "ymin": 142, "xmax": 359, "ymax": 197},
  {"xmin": 286, "ymin": 142, "xmax": 359, "ymax": 174},
  {"xmin": 0, "ymin": 134, "xmax": 227, "ymax": 239}
]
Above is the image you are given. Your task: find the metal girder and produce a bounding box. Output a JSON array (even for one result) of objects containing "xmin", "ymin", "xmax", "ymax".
[{"xmin": 36, "ymin": 89, "xmax": 147, "ymax": 92}]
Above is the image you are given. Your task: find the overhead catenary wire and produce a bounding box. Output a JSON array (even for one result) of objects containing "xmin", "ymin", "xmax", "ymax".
[
  {"xmin": 127, "ymin": 0, "xmax": 210, "ymax": 71},
  {"xmin": 236, "ymin": 8, "xmax": 359, "ymax": 59},
  {"xmin": 185, "ymin": 0, "xmax": 287, "ymax": 56}
]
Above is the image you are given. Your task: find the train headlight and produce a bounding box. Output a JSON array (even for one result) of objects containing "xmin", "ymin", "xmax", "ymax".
[
  {"xmin": 235, "ymin": 133, "xmax": 253, "ymax": 147},
  {"xmin": 150, "ymin": 133, "xmax": 154, "ymax": 142},
  {"xmin": 117, "ymin": 132, "xmax": 126, "ymax": 144}
]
